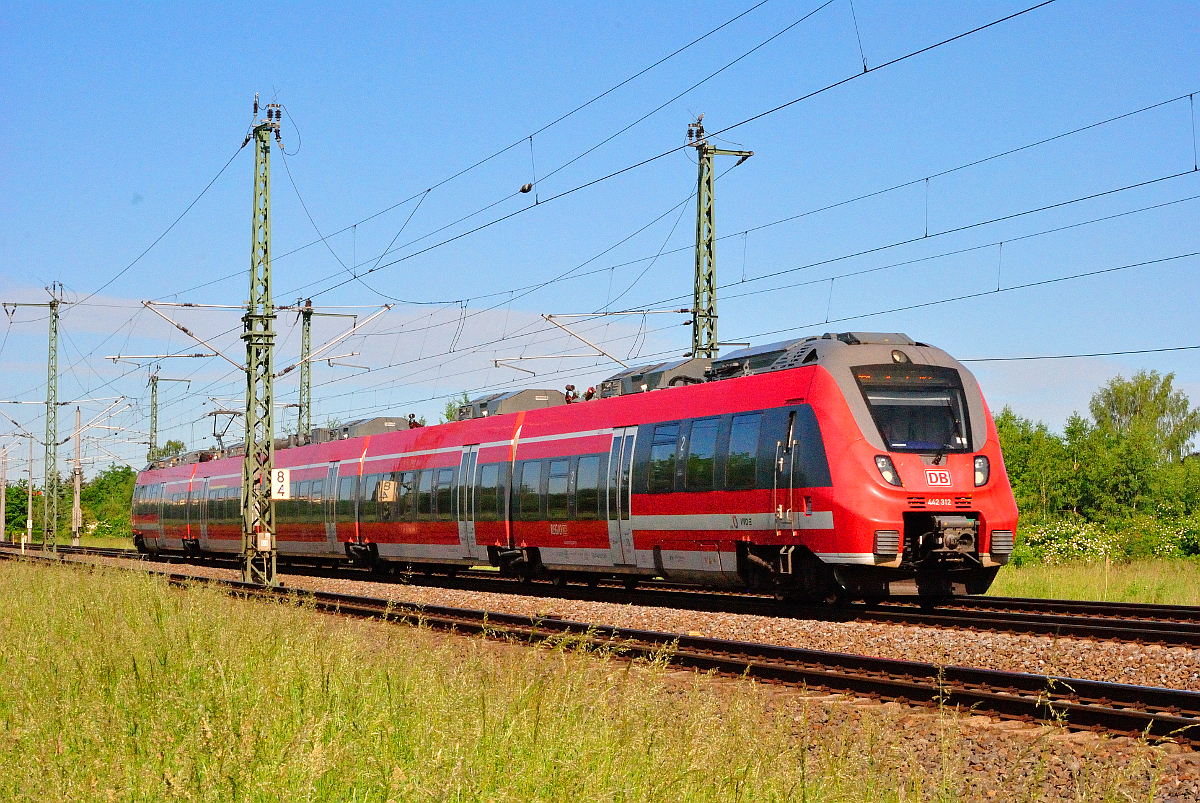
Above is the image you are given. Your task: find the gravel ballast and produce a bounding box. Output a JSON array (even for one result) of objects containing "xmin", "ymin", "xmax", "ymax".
[{"xmin": 72, "ymin": 554, "xmax": 1200, "ymax": 691}]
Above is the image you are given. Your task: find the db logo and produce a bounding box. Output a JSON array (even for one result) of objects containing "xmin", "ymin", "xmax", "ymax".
[{"xmin": 925, "ymin": 469, "xmax": 952, "ymax": 487}]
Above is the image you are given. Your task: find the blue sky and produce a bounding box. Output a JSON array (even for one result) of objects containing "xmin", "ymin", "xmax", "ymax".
[{"xmin": 1, "ymin": 1, "xmax": 1198, "ymax": 473}]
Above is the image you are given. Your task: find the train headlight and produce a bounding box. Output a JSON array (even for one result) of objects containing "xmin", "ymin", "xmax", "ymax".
[
  {"xmin": 974, "ymin": 456, "xmax": 990, "ymax": 487},
  {"xmin": 874, "ymin": 455, "xmax": 902, "ymax": 487}
]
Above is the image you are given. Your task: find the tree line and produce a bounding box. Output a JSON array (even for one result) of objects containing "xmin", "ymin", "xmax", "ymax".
[
  {"xmin": 996, "ymin": 370, "xmax": 1200, "ymax": 561},
  {"xmin": 2, "ymin": 464, "xmax": 135, "ymax": 542}
]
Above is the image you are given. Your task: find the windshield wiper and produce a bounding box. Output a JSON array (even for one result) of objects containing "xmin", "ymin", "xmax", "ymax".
[{"xmin": 931, "ymin": 435, "xmax": 958, "ymax": 465}]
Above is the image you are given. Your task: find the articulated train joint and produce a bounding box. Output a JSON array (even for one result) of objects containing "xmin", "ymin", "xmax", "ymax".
[
  {"xmin": 345, "ymin": 541, "xmax": 379, "ymax": 569},
  {"xmin": 494, "ymin": 546, "xmax": 542, "ymax": 580}
]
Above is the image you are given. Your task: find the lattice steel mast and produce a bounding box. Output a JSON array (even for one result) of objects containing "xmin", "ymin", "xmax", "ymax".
[
  {"xmin": 686, "ymin": 115, "xmax": 752, "ymax": 359},
  {"xmin": 5, "ymin": 286, "xmax": 65, "ymax": 551},
  {"xmin": 241, "ymin": 95, "xmax": 282, "ymax": 586},
  {"xmin": 147, "ymin": 372, "xmax": 190, "ymax": 461},
  {"xmin": 45, "ymin": 287, "xmax": 61, "ymax": 552},
  {"xmin": 299, "ymin": 299, "xmax": 312, "ymax": 436}
]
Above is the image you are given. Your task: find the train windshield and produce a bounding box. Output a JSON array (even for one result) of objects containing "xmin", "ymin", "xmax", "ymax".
[{"xmin": 853, "ymin": 365, "xmax": 971, "ymax": 453}]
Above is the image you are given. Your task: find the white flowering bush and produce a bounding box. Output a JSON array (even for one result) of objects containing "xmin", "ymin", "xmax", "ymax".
[
  {"xmin": 1013, "ymin": 519, "xmax": 1118, "ymax": 565},
  {"xmin": 1012, "ymin": 514, "xmax": 1200, "ymax": 565},
  {"xmin": 1108, "ymin": 514, "xmax": 1200, "ymax": 559}
]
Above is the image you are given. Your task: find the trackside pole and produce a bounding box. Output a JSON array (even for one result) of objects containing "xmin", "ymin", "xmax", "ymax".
[
  {"xmin": 25, "ymin": 435, "xmax": 32, "ymax": 553},
  {"xmin": 1, "ymin": 446, "xmax": 6, "ymax": 543},
  {"xmin": 241, "ymin": 94, "xmax": 282, "ymax": 587},
  {"xmin": 685, "ymin": 115, "xmax": 752, "ymax": 360},
  {"xmin": 72, "ymin": 406, "xmax": 81, "ymax": 547}
]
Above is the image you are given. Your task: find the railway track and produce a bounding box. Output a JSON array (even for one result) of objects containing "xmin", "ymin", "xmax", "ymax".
[
  {"xmin": 3, "ymin": 546, "xmax": 1199, "ymax": 742},
  {"xmin": 9, "ymin": 542, "xmax": 1200, "ymax": 648}
]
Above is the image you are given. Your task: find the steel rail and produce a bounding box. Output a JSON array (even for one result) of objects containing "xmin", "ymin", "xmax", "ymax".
[
  {"xmin": 11, "ymin": 543, "xmax": 1200, "ymax": 647},
  {"xmin": 3, "ymin": 547, "xmax": 1199, "ymax": 741}
]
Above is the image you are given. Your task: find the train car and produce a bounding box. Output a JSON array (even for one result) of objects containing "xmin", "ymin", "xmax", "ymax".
[{"xmin": 131, "ymin": 332, "xmax": 1018, "ymax": 602}]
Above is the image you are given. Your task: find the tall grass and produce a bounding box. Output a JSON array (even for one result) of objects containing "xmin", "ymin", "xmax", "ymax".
[
  {"xmin": 990, "ymin": 558, "xmax": 1200, "ymax": 605},
  {"xmin": 0, "ymin": 562, "xmax": 1164, "ymax": 801}
]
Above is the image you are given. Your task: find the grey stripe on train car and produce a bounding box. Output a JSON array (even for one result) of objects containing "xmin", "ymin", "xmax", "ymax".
[{"xmin": 631, "ymin": 511, "xmax": 834, "ymax": 531}]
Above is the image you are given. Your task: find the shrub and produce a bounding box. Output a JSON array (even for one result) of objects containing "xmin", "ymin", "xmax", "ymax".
[{"xmin": 1012, "ymin": 518, "xmax": 1118, "ymax": 565}]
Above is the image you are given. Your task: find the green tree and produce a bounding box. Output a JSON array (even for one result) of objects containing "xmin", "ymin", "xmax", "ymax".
[
  {"xmin": 1089, "ymin": 370, "xmax": 1200, "ymax": 463},
  {"xmin": 441, "ymin": 392, "xmax": 471, "ymax": 424},
  {"xmin": 994, "ymin": 407, "xmax": 1072, "ymax": 521},
  {"xmin": 148, "ymin": 439, "xmax": 185, "ymax": 461},
  {"xmin": 80, "ymin": 465, "xmax": 136, "ymax": 523}
]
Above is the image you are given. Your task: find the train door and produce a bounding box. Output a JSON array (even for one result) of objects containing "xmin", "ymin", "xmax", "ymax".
[
  {"xmin": 336, "ymin": 468, "xmax": 359, "ymax": 546},
  {"xmin": 606, "ymin": 426, "xmax": 638, "ymax": 565},
  {"xmin": 457, "ymin": 445, "xmax": 480, "ymax": 560},
  {"xmin": 198, "ymin": 478, "xmax": 211, "ymax": 550},
  {"xmin": 773, "ymin": 410, "xmax": 799, "ymax": 529},
  {"xmin": 324, "ymin": 464, "xmax": 340, "ymax": 552}
]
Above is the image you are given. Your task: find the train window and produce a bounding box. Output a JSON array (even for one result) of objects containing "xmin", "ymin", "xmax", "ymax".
[
  {"xmin": 518, "ymin": 461, "xmax": 542, "ymax": 520},
  {"xmin": 575, "ymin": 455, "xmax": 601, "ymax": 520},
  {"xmin": 647, "ymin": 423, "xmax": 680, "ymax": 493},
  {"xmin": 416, "ymin": 470, "xmax": 434, "ymax": 521},
  {"xmin": 337, "ymin": 476, "xmax": 358, "ymax": 522},
  {"xmin": 546, "ymin": 460, "xmax": 570, "ymax": 520},
  {"xmin": 436, "ymin": 468, "xmax": 456, "ymax": 522},
  {"xmin": 726, "ymin": 413, "xmax": 762, "ymax": 489},
  {"xmin": 476, "ymin": 463, "xmax": 500, "ymax": 522},
  {"xmin": 394, "ymin": 471, "xmax": 414, "ymax": 520},
  {"xmin": 310, "ymin": 479, "xmax": 324, "ymax": 524},
  {"xmin": 853, "ymin": 364, "xmax": 971, "ymax": 453},
  {"xmin": 360, "ymin": 473, "xmax": 384, "ymax": 522},
  {"xmin": 296, "ymin": 481, "xmax": 311, "ymax": 522},
  {"xmin": 685, "ymin": 418, "xmax": 719, "ymax": 491}
]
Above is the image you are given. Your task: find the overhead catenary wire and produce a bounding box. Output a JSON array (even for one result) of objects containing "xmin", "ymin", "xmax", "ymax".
[
  {"xmin": 150, "ymin": 79, "xmax": 1193, "ymax": 332},
  {"xmin": 294, "ymin": 0, "xmax": 1060, "ymax": 304},
  {"xmin": 963, "ymin": 344, "xmax": 1200, "ymax": 362},
  {"xmin": 73, "ymin": 143, "xmax": 246, "ymax": 308},
  {"xmin": 630, "ymin": 168, "xmax": 1200, "ymax": 312},
  {"xmin": 729, "ymin": 250, "xmax": 1200, "ymax": 344},
  {"xmin": 154, "ymin": 0, "xmax": 782, "ymax": 304}
]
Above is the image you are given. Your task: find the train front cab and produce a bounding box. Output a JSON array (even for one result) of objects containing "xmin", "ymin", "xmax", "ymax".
[{"xmin": 801, "ymin": 340, "xmax": 1018, "ymax": 601}]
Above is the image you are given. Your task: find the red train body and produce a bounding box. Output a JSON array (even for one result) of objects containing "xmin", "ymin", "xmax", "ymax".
[{"xmin": 132, "ymin": 333, "xmax": 1018, "ymax": 601}]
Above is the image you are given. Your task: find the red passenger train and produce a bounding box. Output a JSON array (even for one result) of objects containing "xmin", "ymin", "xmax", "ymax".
[{"xmin": 131, "ymin": 332, "xmax": 1018, "ymax": 602}]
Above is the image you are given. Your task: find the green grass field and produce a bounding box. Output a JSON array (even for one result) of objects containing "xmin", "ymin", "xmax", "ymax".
[
  {"xmin": 990, "ymin": 558, "xmax": 1200, "ymax": 605},
  {"xmin": 6, "ymin": 534, "xmax": 135, "ymax": 550},
  {"xmin": 0, "ymin": 560, "xmax": 1170, "ymax": 801}
]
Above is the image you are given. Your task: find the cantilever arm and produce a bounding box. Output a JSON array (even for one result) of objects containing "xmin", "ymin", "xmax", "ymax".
[
  {"xmin": 541, "ymin": 315, "xmax": 630, "ymax": 368},
  {"xmin": 142, "ymin": 302, "xmax": 243, "ymax": 370}
]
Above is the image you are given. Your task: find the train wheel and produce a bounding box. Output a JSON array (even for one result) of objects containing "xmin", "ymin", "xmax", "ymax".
[
  {"xmin": 623, "ymin": 577, "xmax": 639, "ymax": 591},
  {"xmin": 818, "ymin": 588, "xmax": 847, "ymax": 608}
]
